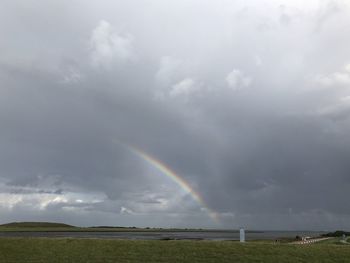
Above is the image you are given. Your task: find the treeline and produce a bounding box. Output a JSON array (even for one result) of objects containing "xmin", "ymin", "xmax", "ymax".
[
  {"xmin": 321, "ymin": 231, "xmax": 350, "ymax": 237},
  {"xmin": 90, "ymin": 226, "xmax": 137, "ymax": 229}
]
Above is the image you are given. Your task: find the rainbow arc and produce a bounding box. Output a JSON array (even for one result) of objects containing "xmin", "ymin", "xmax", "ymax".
[{"xmin": 124, "ymin": 144, "xmax": 219, "ymax": 222}]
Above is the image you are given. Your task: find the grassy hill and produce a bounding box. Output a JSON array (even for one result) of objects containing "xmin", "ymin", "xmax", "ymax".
[
  {"xmin": 0, "ymin": 222, "xmax": 78, "ymax": 231},
  {"xmin": 0, "ymin": 222, "xmax": 75, "ymax": 228}
]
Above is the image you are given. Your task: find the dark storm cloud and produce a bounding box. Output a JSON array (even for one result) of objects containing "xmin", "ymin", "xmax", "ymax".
[{"xmin": 1, "ymin": 0, "xmax": 350, "ymax": 229}]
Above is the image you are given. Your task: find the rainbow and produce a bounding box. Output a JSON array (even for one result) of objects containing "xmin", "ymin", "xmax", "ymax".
[{"xmin": 121, "ymin": 143, "xmax": 219, "ymax": 222}]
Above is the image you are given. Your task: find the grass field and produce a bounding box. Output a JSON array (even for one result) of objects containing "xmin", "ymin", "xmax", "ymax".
[
  {"xmin": 0, "ymin": 238, "xmax": 350, "ymax": 263},
  {"xmin": 319, "ymin": 237, "xmax": 350, "ymax": 245}
]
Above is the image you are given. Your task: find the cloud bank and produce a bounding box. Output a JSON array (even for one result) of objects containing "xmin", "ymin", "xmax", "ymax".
[{"xmin": 0, "ymin": 0, "xmax": 350, "ymax": 230}]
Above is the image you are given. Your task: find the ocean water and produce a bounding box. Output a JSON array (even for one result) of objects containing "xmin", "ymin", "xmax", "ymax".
[{"xmin": 0, "ymin": 230, "xmax": 325, "ymax": 240}]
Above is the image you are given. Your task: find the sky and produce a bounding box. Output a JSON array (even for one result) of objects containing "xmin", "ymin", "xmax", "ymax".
[{"xmin": 1, "ymin": 0, "xmax": 350, "ymax": 230}]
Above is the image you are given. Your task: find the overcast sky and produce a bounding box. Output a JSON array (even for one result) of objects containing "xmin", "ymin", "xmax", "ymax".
[{"xmin": 1, "ymin": 0, "xmax": 350, "ymax": 230}]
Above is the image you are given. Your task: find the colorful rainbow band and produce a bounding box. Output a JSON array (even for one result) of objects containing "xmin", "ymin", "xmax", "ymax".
[{"xmin": 124, "ymin": 144, "xmax": 219, "ymax": 222}]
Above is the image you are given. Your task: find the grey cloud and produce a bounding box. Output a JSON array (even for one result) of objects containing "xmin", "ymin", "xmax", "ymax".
[{"xmin": 0, "ymin": 0, "xmax": 350, "ymax": 230}]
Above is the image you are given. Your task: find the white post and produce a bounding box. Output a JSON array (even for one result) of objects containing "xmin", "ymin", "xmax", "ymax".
[{"xmin": 240, "ymin": 228, "xmax": 245, "ymax": 243}]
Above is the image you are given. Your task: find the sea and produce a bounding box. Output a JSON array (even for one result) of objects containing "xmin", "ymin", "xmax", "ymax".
[{"xmin": 0, "ymin": 230, "xmax": 326, "ymax": 241}]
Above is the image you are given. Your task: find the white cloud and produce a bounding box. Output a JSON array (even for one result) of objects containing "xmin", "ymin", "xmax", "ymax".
[
  {"xmin": 90, "ymin": 20, "xmax": 134, "ymax": 67},
  {"xmin": 154, "ymin": 57, "xmax": 199, "ymax": 100},
  {"xmin": 0, "ymin": 181, "xmax": 106, "ymax": 213},
  {"xmin": 314, "ymin": 64, "xmax": 350, "ymax": 87},
  {"xmin": 332, "ymin": 72, "xmax": 350, "ymax": 85},
  {"xmin": 155, "ymin": 56, "xmax": 183, "ymax": 84},
  {"xmin": 38, "ymin": 196, "xmax": 68, "ymax": 210},
  {"xmin": 0, "ymin": 194, "xmax": 23, "ymax": 209},
  {"xmin": 0, "ymin": 193, "xmax": 67, "ymax": 211},
  {"xmin": 61, "ymin": 66, "xmax": 83, "ymax": 84},
  {"xmin": 155, "ymin": 78, "xmax": 200, "ymax": 101},
  {"xmin": 271, "ymin": 0, "xmax": 321, "ymax": 10},
  {"xmin": 170, "ymin": 78, "xmax": 198, "ymax": 97},
  {"xmin": 345, "ymin": 63, "xmax": 350, "ymax": 73},
  {"xmin": 120, "ymin": 206, "xmax": 134, "ymax": 215},
  {"xmin": 314, "ymin": 75, "xmax": 334, "ymax": 86},
  {"xmin": 226, "ymin": 69, "xmax": 252, "ymax": 90},
  {"xmin": 254, "ymin": 56, "xmax": 263, "ymax": 67},
  {"xmin": 318, "ymin": 96, "xmax": 350, "ymax": 120}
]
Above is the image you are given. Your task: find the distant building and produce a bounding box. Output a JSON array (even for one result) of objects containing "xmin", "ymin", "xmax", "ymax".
[
  {"xmin": 240, "ymin": 228, "xmax": 245, "ymax": 242},
  {"xmin": 301, "ymin": 236, "xmax": 311, "ymax": 241}
]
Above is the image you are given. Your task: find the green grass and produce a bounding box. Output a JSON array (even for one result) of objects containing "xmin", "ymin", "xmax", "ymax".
[
  {"xmin": 0, "ymin": 238, "xmax": 350, "ymax": 263},
  {"xmin": 317, "ymin": 237, "xmax": 340, "ymax": 244},
  {"xmin": 316, "ymin": 237, "xmax": 350, "ymax": 246}
]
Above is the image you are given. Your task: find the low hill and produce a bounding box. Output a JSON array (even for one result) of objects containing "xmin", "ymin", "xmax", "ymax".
[{"xmin": 0, "ymin": 222, "xmax": 75, "ymax": 228}]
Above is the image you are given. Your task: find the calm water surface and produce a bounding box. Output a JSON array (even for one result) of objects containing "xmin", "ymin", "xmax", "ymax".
[{"xmin": 0, "ymin": 231, "xmax": 325, "ymax": 240}]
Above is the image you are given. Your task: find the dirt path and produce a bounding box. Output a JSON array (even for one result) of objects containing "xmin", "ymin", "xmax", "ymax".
[{"xmin": 292, "ymin": 237, "xmax": 332, "ymax": 245}]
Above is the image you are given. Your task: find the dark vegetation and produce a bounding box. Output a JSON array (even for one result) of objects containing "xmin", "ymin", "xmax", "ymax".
[
  {"xmin": 0, "ymin": 222, "xmax": 75, "ymax": 228},
  {"xmin": 322, "ymin": 231, "xmax": 350, "ymax": 237}
]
